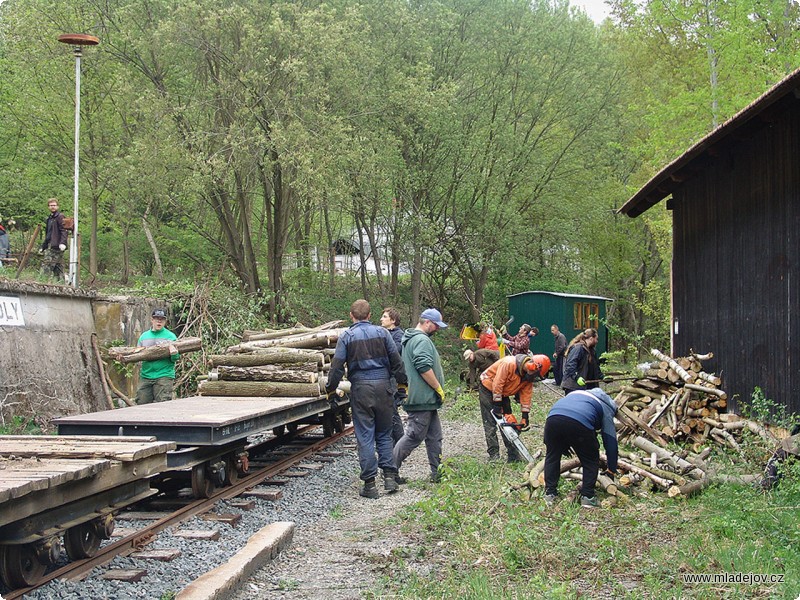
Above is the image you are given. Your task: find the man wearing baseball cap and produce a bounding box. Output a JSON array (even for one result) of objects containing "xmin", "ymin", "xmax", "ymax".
[
  {"xmin": 394, "ymin": 308, "xmax": 448, "ymax": 483},
  {"xmin": 135, "ymin": 308, "xmax": 179, "ymax": 404}
]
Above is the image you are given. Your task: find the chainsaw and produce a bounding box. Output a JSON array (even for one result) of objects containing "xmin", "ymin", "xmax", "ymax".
[{"xmin": 492, "ymin": 412, "xmax": 535, "ymax": 463}]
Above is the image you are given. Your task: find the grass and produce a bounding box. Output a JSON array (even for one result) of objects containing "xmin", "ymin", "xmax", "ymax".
[{"xmin": 382, "ymin": 386, "xmax": 800, "ymax": 599}]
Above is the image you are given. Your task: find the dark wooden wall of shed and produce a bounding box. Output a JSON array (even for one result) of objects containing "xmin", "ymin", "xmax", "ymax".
[{"xmin": 671, "ymin": 98, "xmax": 800, "ymax": 416}]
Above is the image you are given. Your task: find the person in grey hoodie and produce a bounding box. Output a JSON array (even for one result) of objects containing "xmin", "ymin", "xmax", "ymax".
[
  {"xmin": 393, "ymin": 308, "xmax": 447, "ymax": 483},
  {"xmin": 543, "ymin": 387, "xmax": 619, "ymax": 508}
]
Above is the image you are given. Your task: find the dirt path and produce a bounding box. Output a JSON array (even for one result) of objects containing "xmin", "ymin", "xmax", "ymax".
[{"xmin": 230, "ymin": 419, "xmax": 486, "ymax": 599}]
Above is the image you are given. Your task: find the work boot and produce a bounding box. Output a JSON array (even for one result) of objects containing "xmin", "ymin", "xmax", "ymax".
[
  {"xmin": 360, "ymin": 478, "xmax": 379, "ymax": 499},
  {"xmin": 580, "ymin": 495, "xmax": 598, "ymax": 508},
  {"xmin": 488, "ymin": 453, "xmax": 501, "ymax": 462},
  {"xmin": 383, "ymin": 470, "xmax": 399, "ymax": 493},
  {"xmin": 429, "ymin": 470, "xmax": 442, "ymax": 483},
  {"xmin": 395, "ymin": 473, "xmax": 408, "ymax": 485},
  {"xmin": 544, "ymin": 493, "xmax": 558, "ymax": 507}
]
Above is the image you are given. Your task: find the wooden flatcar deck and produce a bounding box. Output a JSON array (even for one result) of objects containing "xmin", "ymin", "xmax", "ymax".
[
  {"xmin": 0, "ymin": 435, "xmax": 175, "ymax": 539},
  {"xmin": 52, "ymin": 395, "xmax": 332, "ymax": 445}
]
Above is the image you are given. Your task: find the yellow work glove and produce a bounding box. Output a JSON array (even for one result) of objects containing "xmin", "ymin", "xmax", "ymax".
[{"xmin": 435, "ymin": 385, "xmax": 445, "ymax": 403}]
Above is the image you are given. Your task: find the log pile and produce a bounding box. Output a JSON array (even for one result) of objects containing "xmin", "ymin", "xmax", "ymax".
[
  {"xmin": 612, "ymin": 348, "xmax": 754, "ymax": 451},
  {"xmin": 197, "ymin": 321, "xmax": 345, "ymax": 398}
]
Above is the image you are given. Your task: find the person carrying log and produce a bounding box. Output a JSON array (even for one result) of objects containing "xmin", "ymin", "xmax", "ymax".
[
  {"xmin": 478, "ymin": 354, "xmax": 550, "ymax": 462},
  {"xmin": 543, "ymin": 388, "xmax": 619, "ymax": 508},
  {"xmin": 135, "ymin": 308, "xmax": 179, "ymax": 404},
  {"xmin": 561, "ymin": 328, "xmax": 603, "ymax": 394},
  {"xmin": 325, "ymin": 299, "xmax": 407, "ymax": 499}
]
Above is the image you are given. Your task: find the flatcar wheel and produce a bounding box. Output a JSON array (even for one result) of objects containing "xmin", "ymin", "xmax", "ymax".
[
  {"xmin": 192, "ymin": 463, "xmax": 214, "ymax": 498},
  {"xmin": 64, "ymin": 522, "xmax": 101, "ymax": 559},
  {"xmin": 272, "ymin": 425, "xmax": 286, "ymax": 437},
  {"xmin": 0, "ymin": 543, "xmax": 47, "ymax": 588},
  {"xmin": 287, "ymin": 423, "xmax": 298, "ymax": 434},
  {"xmin": 225, "ymin": 455, "xmax": 239, "ymax": 485},
  {"xmin": 334, "ymin": 414, "xmax": 345, "ymax": 433}
]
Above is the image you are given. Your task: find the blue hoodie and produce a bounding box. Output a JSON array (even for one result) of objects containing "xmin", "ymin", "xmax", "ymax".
[{"xmin": 548, "ymin": 388, "xmax": 618, "ymax": 472}]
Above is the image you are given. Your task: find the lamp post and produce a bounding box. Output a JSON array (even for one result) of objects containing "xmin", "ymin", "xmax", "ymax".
[{"xmin": 57, "ymin": 33, "xmax": 99, "ymax": 287}]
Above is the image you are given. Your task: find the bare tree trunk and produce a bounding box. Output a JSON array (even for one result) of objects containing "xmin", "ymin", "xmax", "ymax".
[
  {"xmin": 121, "ymin": 223, "xmax": 130, "ymax": 285},
  {"xmin": 142, "ymin": 202, "xmax": 164, "ymax": 282},
  {"xmin": 355, "ymin": 210, "xmax": 369, "ymax": 300},
  {"xmin": 323, "ymin": 199, "xmax": 335, "ymax": 290}
]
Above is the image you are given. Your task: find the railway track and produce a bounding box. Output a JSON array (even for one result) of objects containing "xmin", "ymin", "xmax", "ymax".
[{"xmin": 3, "ymin": 424, "xmax": 353, "ymax": 599}]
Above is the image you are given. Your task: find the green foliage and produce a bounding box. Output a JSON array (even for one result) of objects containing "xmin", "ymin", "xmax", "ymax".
[
  {"xmin": 745, "ymin": 387, "xmax": 800, "ymax": 430},
  {"xmin": 0, "ymin": 415, "xmax": 43, "ymax": 435}
]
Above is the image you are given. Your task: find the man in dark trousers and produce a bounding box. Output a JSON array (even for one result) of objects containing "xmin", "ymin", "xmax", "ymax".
[
  {"xmin": 326, "ymin": 299, "xmax": 407, "ymax": 499},
  {"xmin": 543, "ymin": 388, "xmax": 619, "ymax": 508},
  {"xmin": 551, "ymin": 324, "xmax": 567, "ymax": 386},
  {"xmin": 394, "ymin": 308, "xmax": 447, "ymax": 483},
  {"xmin": 380, "ymin": 306, "xmax": 407, "ymax": 445},
  {"xmin": 40, "ymin": 198, "xmax": 68, "ymax": 280}
]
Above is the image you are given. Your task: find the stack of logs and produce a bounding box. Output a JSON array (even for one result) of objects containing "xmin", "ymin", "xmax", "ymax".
[
  {"xmin": 197, "ymin": 321, "xmax": 345, "ymax": 398},
  {"xmin": 614, "ymin": 348, "xmax": 740, "ymax": 450}
]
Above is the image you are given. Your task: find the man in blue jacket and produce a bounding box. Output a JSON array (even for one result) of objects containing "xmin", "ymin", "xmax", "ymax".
[
  {"xmin": 543, "ymin": 388, "xmax": 618, "ymax": 508},
  {"xmin": 326, "ymin": 299, "xmax": 407, "ymax": 499},
  {"xmin": 393, "ymin": 308, "xmax": 447, "ymax": 483}
]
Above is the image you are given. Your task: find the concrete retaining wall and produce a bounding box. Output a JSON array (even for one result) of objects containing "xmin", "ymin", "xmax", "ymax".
[{"xmin": 0, "ymin": 280, "xmax": 169, "ymax": 427}]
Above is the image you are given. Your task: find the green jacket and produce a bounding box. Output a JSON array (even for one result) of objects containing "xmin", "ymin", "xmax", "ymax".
[
  {"xmin": 137, "ymin": 328, "xmax": 179, "ymax": 380},
  {"xmin": 401, "ymin": 328, "xmax": 444, "ymax": 412}
]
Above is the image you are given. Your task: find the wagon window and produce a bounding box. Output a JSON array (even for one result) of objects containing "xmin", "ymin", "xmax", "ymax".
[{"xmin": 573, "ymin": 302, "xmax": 600, "ymax": 330}]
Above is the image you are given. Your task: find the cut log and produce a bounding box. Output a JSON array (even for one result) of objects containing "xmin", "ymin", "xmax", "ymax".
[
  {"xmin": 243, "ymin": 326, "xmax": 312, "ymax": 342},
  {"xmin": 229, "ymin": 328, "xmax": 346, "ymax": 352},
  {"xmin": 109, "ymin": 337, "xmax": 202, "ymax": 364},
  {"xmin": 613, "ymin": 457, "xmax": 673, "ymax": 489},
  {"xmin": 695, "ymin": 371, "xmax": 722, "ymax": 386},
  {"xmin": 684, "ymin": 382, "xmax": 727, "ymax": 399},
  {"xmin": 207, "ymin": 351, "xmax": 324, "ymax": 368},
  {"xmin": 630, "ymin": 436, "xmax": 706, "ymax": 479},
  {"xmin": 211, "ymin": 366, "xmax": 318, "ymax": 383},
  {"xmin": 616, "ymin": 407, "xmax": 670, "ymax": 447},
  {"xmin": 651, "ymin": 349, "xmax": 693, "ymax": 383},
  {"xmin": 197, "ymin": 380, "xmax": 321, "ymax": 397}
]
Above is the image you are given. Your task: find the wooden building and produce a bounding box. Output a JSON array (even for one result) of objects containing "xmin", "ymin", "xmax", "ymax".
[
  {"xmin": 618, "ymin": 67, "xmax": 800, "ymax": 415},
  {"xmin": 507, "ymin": 290, "xmax": 612, "ymax": 357}
]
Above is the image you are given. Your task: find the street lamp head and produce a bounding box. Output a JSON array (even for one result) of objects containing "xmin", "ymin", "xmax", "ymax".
[{"xmin": 57, "ymin": 34, "xmax": 100, "ymax": 46}]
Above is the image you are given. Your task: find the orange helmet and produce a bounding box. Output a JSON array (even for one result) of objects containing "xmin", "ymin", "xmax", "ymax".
[{"xmin": 523, "ymin": 354, "xmax": 551, "ymax": 379}]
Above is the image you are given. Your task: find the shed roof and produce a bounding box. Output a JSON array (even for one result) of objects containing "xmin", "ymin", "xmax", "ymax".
[
  {"xmin": 618, "ymin": 67, "xmax": 800, "ymax": 218},
  {"xmin": 507, "ymin": 290, "xmax": 613, "ymax": 302}
]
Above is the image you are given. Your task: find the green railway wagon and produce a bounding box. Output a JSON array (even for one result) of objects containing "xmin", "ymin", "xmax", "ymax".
[{"xmin": 506, "ymin": 291, "xmax": 613, "ymax": 357}]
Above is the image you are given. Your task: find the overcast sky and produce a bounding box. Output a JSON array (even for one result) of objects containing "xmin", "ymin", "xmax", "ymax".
[{"xmin": 570, "ymin": 0, "xmax": 612, "ymax": 23}]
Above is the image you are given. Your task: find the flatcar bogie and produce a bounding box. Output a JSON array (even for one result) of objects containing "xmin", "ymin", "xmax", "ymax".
[{"xmin": 0, "ymin": 538, "xmax": 56, "ymax": 588}]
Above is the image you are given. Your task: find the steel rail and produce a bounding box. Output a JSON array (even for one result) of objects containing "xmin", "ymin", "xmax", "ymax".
[{"xmin": 5, "ymin": 425, "xmax": 353, "ymax": 599}]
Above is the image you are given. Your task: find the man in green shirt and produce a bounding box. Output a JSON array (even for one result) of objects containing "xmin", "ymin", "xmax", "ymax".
[{"xmin": 135, "ymin": 308, "xmax": 179, "ymax": 404}]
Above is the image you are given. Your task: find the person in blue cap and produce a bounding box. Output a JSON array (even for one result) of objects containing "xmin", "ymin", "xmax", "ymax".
[
  {"xmin": 393, "ymin": 308, "xmax": 448, "ymax": 483},
  {"xmin": 543, "ymin": 387, "xmax": 619, "ymax": 508}
]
